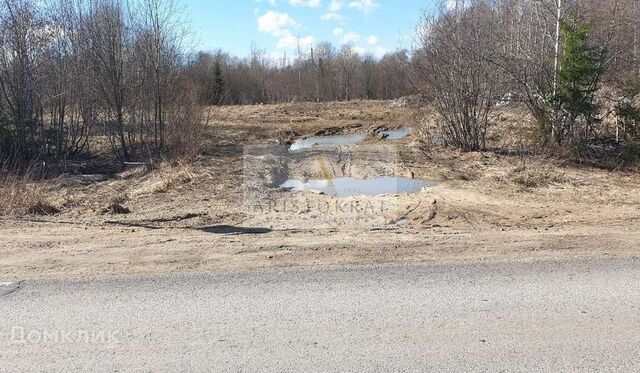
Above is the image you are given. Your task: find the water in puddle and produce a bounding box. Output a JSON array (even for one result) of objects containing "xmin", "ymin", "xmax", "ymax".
[
  {"xmin": 279, "ymin": 176, "xmax": 431, "ymax": 197},
  {"xmin": 382, "ymin": 127, "xmax": 413, "ymax": 139},
  {"xmin": 289, "ymin": 127, "xmax": 412, "ymax": 151},
  {"xmin": 289, "ymin": 133, "xmax": 367, "ymax": 151}
]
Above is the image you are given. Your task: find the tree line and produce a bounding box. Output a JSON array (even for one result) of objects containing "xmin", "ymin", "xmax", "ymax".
[
  {"xmin": 189, "ymin": 44, "xmax": 415, "ymax": 105},
  {"xmin": 0, "ymin": 0, "xmax": 203, "ymax": 163},
  {"xmin": 412, "ymin": 0, "xmax": 640, "ymax": 159}
]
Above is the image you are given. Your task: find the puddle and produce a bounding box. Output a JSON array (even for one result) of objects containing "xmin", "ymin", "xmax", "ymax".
[
  {"xmin": 289, "ymin": 133, "xmax": 367, "ymax": 151},
  {"xmin": 279, "ymin": 176, "xmax": 432, "ymax": 197},
  {"xmin": 382, "ymin": 127, "xmax": 413, "ymax": 140},
  {"xmin": 289, "ymin": 127, "xmax": 412, "ymax": 151}
]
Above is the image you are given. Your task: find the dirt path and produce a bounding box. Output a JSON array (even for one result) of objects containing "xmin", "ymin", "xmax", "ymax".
[{"xmin": 1, "ymin": 219, "xmax": 638, "ymax": 281}]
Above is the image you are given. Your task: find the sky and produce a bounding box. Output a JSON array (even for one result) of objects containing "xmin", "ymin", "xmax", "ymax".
[{"xmin": 184, "ymin": 0, "xmax": 438, "ymax": 59}]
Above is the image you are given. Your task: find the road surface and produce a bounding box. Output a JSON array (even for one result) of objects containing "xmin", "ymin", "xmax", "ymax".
[{"xmin": 1, "ymin": 259, "xmax": 639, "ymax": 372}]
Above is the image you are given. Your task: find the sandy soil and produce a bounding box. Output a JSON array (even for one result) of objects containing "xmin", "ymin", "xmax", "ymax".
[{"xmin": 1, "ymin": 100, "xmax": 639, "ymax": 280}]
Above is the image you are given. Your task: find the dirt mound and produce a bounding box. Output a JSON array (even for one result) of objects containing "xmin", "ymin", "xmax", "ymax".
[{"xmin": 314, "ymin": 123, "xmax": 363, "ymax": 137}]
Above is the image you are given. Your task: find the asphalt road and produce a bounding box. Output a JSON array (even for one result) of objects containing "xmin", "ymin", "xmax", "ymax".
[{"xmin": 1, "ymin": 258, "xmax": 639, "ymax": 372}]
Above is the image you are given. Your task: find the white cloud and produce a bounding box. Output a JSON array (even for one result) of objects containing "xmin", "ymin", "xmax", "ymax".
[
  {"xmin": 348, "ymin": 0, "xmax": 379, "ymax": 15},
  {"xmin": 366, "ymin": 36, "xmax": 379, "ymax": 45},
  {"xmin": 340, "ymin": 32, "xmax": 360, "ymax": 44},
  {"xmin": 333, "ymin": 28, "xmax": 361, "ymax": 45},
  {"xmin": 289, "ymin": 0, "xmax": 322, "ymax": 7},
  {"xmin": 329, "ymin": 0, "xmax": 343, "ymax": 11},
  {"xmin": 352, "ymin": 45, "xmax": 387, "ymax": 58},
  {"xmin": 278, "ymin": 34, "xmax": 316, "ymax": 49},
  {"xmin": 258, "ymin": 11, "xmax": 298, "ymax": 37},
  {"xmin": 258, "ymin": 11, "xmax": 316, "ymax": 50},
  {"xmin": 372, "ymin": 46, "xmax": 387, "ymax": 58},
  {"xmin": 353, "ymin": 46, "xmax": 367, "ymax": 55},
  {"xmin": 321, "ymin": 12, "xmax": 345, "ymax": 21}
]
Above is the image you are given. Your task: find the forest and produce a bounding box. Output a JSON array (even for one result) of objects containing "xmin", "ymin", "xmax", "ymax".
[{"xmin": 191, "ymin": 45, "xmax": 414, "ymax": 105}]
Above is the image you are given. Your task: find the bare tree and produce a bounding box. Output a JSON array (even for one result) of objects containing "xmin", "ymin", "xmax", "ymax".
[
  {"xmin": 0, "ymin": 0, "xmax": 44, "ymax": 158},
  {"xmin": 0, "ymin": 0, "xmax": 204, "ymax": 163},
  {"xmin": 337, "ymin": 45, "xmax": 359, "ymax": 101},
  {"xmin": 413, "ymin": 1, "xmax": 501, "ymax": 151},
  {"xmin": 81, "ymin": 0, "xmax": 132, "ymax": 159},
  {"xmin": 134, "ymin": 0, "xmax": 187, "ymax": 151}
]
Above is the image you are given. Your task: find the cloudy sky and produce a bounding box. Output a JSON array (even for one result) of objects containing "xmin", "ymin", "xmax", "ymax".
[{"xmin": 186, "ymin": 0, "xmax": 438, "ymax": 58}]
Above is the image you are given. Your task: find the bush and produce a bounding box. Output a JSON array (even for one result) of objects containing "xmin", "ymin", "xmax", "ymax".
[
  {"xmin": 615, "ymin": 79, "xmax": 640, "ymax": 140},
  {"xmin": 412, "ymin": 3, "xmax": 500, "ymax": 152},
  {"xmin": 0, "ymin": 166, "xmax": 57, "ymax": 217},
  {"xmin": 620, "ymin": 141, "xmax": 640, "ymax": 165}
]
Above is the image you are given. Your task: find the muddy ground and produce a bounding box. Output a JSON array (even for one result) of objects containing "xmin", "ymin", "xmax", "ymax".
[{"xmin": 1, "ymin": 100, "xmax": 639, "ymax": 280}]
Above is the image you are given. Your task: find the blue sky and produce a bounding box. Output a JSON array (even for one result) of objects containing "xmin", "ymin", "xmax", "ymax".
[{"xmin": 185, "ymin": 0, "xmax": 436, "ymax": 59}]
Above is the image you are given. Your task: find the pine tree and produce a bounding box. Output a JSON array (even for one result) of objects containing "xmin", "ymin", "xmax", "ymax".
[
  {"xmin": 555, "ymin": 21, "xmax": 606, "ymax": 143},
  {"xmin": 210, "ymin": 60, "xmax": 226, "ymax": 105}
]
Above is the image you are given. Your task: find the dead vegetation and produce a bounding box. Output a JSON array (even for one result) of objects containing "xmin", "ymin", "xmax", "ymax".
[
  {"xmin": 209, "ymin": 100, "xmax": 413, "ymax": 128},
  {"xmin": 0, "ymin": 167, "xmax": 59, "ymax": 217},
  {"xmin": 102, "ymin": 203, "xmax": 131, "ymax": 215},
  {"xmin": 101, "ymin": 194, "xmax": 131, "ymax": 215},
  {"xmin": 0, "ymin": 184, "xmax": 58, "ymax": 217},
  {"xmin": 507, "ymin": 160, "xmax": 569, "ymax": 189},
  {"xmin": 130, "ymin": 160, "xmax": 202, "ymax": 196}
]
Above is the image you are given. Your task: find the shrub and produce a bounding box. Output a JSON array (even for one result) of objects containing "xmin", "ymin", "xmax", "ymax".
[{"xmin": 620, "ymin": 141, "xmax": 640, "ymax": 165}]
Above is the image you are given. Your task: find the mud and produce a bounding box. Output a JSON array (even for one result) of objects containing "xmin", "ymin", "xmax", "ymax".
[{"xmin": 289, "ymin": 127, "xmax": 413, "ymax": 150}]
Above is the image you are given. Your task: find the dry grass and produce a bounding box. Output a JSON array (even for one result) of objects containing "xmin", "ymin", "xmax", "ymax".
[
  {"xmin": 101, "ymin": 203, "xmax": 131, "ymax": 215},
  {"xmin": 416, "ymin": 146, "xmax": 578, "ymax": 192},
  {"xmin": 131, "ymin": 160, "xmax": 201, "ymax": 196},
  {"xmin": 508, "ymin": 165, "xmax": 568, "ymax": 188},
  {"xmin": 26, "ymin": 201, "xmax": 61, "ymax": 216},
  {"xmin": 494, "ymin": 155, "xmax": 569, "ymax": 189},
  {"xmin": 0, "ymin": 171, "xmax": 59, "ymax": 216},
  {"xmin": 208, "ymin": 100, "xmax": 413, "ymax": 126},
  {"xmin": 100, "ymin": 193, "xmax": 131, "ymax": 215},
  {"xmin": 109, "ymin": 192, "xmax": 129, "ymax": 205}
]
